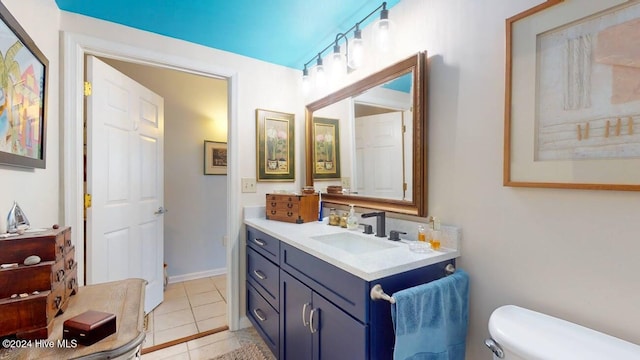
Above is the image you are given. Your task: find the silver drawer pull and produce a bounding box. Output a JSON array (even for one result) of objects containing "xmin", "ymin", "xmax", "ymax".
[
  {"xmin": 253, "ymin": 308, "xmax": 267, "ymax": 322},
  {"xmin": 253, "ymin": 238, "xmax": 266, "ymax": 246},
  {"xmin": 302, "ymin": 303, "xmax": 310, "ymax": 327},
  {"xmin": 253, "ymin": 270, "xmax": 267, "ymax": 280},
  {"xmin": 309, "ymin": 308, "xmax": 318, "ymax": 333}
]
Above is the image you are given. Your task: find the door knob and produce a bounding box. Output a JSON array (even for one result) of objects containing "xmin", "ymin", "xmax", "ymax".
[{"xmin": 154, "ymin": 207, "xmax": 168, "ymax": 215}]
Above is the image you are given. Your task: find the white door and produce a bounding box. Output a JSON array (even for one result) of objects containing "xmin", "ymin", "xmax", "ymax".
[
  {"xmin": 86, "ymin": 56, "xmax": 165, "ymax": 313},
  {"xmin": 355, "ymin": 111, "xmax": 404, "ymax": 199}
]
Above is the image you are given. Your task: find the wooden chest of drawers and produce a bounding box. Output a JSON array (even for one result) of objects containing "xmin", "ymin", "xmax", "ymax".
[
  {"xmin": 265, "ymin": 193, "xmax": 319, "ymax": 224},
  {"xmin": 0, "ymin": 226, "xmax": 78, "ymax": 339}
]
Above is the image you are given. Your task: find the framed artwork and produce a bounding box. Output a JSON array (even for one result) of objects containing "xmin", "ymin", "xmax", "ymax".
[
  {"xmin": 312, "ymin": 117, "xmax": 341, "ymax": 179},
  {"xmin": 256, "ymin": 109, "xmax": 295, "ymax": 181},
  {"xmin": 0, "ymin": 2, "xmax": 48, "ymax": 169},
  {"xmin": 505, "ymin": 0, "xmax": 640, "ymax": 191},
  {"xmin": 204, "ymin": 141, "xmax": 227, "ymax": 175}
]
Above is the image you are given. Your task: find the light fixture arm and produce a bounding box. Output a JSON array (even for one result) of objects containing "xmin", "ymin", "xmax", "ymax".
[{"xmin": 301, "ymin": 2, "xmax": 387, "ymax": 72}]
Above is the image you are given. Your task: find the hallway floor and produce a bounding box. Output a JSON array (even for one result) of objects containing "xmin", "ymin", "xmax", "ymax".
[
  {"xmin": 143, "ymin": 275, "xmax": 228, "ymax": 349},
  {"xmin": 141, "ymin": 274, "xmax": 275, "ymax": 359}
]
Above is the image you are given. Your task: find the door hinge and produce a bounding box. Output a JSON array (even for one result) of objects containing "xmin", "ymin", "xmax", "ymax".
[
  {"xmin": 402, "ymin": 125, "xmax": 406, "ymax": 133},
  {"xmin": 84, "ymin": 81, "xmax": 92, "ymax": 96},
  {"xmin": 84, "ymin": 194, "xmax": 92, "ymax": 209},
  {"xmin": 403, "ymin": 182, "xmax": 408, "ymax": 191}
]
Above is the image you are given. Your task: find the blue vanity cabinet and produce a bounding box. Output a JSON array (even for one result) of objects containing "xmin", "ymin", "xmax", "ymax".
[
  {"xmin": 246, "ymin": 225, "xmax": 456, "ymax": 360},
  {"xmin": 280, "ymin": 270, "xmax": 367, "ymax": 360},
  {"xmin": 246, "ymin": 227, "xmax": 281, "ymax": 358}
]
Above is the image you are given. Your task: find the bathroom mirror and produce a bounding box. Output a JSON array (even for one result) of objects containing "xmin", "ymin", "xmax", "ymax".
[{"xmin": 305, "ymin": 51, "xmax": 428, "ymax": 216}]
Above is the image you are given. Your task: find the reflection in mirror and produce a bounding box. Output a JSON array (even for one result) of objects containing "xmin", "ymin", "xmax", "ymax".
[
  {"xmin": 352, "ymin": 72, "xmax": 413, "ymax": 200},
  {"xmin": 305, "ymin": 52, "xmax": 427, "ymax": 216}
]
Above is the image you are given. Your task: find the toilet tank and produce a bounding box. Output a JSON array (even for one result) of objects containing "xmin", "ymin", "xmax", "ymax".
[{"xmin": 487, "ymin": 305, "xmax": 640, "ymax": 359}]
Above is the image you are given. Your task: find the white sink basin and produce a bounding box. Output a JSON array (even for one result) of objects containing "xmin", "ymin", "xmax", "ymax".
[{"xmin": 310, "ymin": 232, "xmax": 399, "ymax": 254}]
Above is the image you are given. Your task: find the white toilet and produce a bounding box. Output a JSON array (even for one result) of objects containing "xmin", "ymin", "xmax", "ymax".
[{"xmin": 486, "ymin": 305, "xmax": 640, "ymax": 359}]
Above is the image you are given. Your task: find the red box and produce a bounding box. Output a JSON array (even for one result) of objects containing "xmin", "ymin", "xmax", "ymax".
[{"xmin": 63, "ymin": 310, "xmax": 116, "ymax": 346}]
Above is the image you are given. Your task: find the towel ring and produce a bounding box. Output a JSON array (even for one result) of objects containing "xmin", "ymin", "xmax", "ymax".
[{"xmin": 370, "ymin": 263, "xmax": 456, "ymax": 303}]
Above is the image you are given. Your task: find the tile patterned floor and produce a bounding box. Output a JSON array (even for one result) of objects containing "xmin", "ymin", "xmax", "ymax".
[
  {"xmin": 141, "ymin": 327, "xmax": 276, "ymax": 360},
  {"xmin": 141, "ymin": 275, "xmax": 275, "ymax": 359},
  {"xmin": 143, "ymin": 275, "xmax": 228, "ymax": 349}
]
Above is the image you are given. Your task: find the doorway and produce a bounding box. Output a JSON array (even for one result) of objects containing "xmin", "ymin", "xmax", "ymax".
[
  {"xmin": 62, "ymin": 32, "xmax": 242, "ymax": 338},
  {"xmin": 94, "ymin": 57, "xmax": 229, "ymax": 348}
]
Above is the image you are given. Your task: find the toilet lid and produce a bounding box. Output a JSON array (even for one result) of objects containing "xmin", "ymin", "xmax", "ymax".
[{"xmin": 488, "ymin": 305, "xmax": 640, "ymax": 360}]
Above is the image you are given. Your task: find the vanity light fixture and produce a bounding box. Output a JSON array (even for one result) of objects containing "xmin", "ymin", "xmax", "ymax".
[{"xmin": 301, "ymin": 1, "xmax": 391, "ymax": 92}]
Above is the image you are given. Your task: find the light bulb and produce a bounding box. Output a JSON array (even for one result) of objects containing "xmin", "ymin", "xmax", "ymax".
[
  {"xmin": 375, "ymin": 7, "xmax": 393, "ymax": 52},
  {"xmin": 348, "ymin": 28, "xmax": 364, "ymax": 69},
  {"xmin": 331, "ymin": 44, "xmax": 345, "ymax": 79}
]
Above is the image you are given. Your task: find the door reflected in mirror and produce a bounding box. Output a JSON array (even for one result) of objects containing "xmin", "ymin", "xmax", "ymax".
[{"xmin": 352, "ymin": 72, "xmax": 413, "ymax": 200}]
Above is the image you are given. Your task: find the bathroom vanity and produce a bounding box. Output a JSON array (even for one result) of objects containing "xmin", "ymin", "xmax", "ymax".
[{"xmin": 244, "ymin": 217, "xmax": 460, "ymax": 360}]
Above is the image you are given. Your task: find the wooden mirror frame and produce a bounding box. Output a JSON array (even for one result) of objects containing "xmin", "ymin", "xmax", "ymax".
[{"xmin": 305, "ymin": 51, "xmax": 428, "ymax": 216}]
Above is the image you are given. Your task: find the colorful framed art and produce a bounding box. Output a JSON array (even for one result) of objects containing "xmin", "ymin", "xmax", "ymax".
[{"xmin": 0, "ymin": 2, "xmax": 48, "ymax": 169}]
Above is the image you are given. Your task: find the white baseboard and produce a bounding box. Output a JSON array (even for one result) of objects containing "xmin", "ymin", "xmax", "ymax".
[
  {"xmin": 168, "ymin": 267, "xmax": 226, "ymax": 284},
  {"xmin": 238, "ymin": 316, "xmax": 252, "ymax": 330}
]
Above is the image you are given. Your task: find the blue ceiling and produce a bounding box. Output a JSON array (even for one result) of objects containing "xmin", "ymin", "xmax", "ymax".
[{"xmin": 54, "ymin": 0, "xmax": 400, "ymax": 70}]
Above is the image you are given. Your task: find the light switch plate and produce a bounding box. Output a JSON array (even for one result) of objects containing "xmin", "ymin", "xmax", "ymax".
[{"xmin": 241, "ymin": 178, "xmax": 257, "ymax": 193}]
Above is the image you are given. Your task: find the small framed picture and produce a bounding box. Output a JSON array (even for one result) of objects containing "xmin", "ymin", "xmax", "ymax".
[{"xmin": 204, "ymin": 140, "xmax": 227, "ymax": 175}]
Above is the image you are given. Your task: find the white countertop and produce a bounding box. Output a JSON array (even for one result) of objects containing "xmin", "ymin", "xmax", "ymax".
[{"xmin": 244, "ymin": 217, "xmax": 460, "ymax": 282}]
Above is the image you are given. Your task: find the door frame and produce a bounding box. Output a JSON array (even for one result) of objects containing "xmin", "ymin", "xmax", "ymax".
[{"xmin": 61, "ymin": 32, "xmax": 242, "ymax": 330}]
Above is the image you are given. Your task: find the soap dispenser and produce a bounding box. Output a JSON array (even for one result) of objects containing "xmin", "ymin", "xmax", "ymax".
[{"xmin": 346, "ymin": 205, "xmax": 359, "ymax": 230}]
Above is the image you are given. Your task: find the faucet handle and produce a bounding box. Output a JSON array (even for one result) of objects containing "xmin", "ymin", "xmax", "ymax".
[
  {"xmin": 388, "ymin": 230, "xmax": 406, "ymax": 241},
  {"xmin": 361, "ymin": 224, "xmax": 373, "ymax": 235}
]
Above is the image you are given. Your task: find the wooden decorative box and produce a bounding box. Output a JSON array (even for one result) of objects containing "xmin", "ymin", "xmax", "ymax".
[
  {"xmin": 0, "ymin": 226, "xmax": 77, "ymax": 339},
  {"xmin": 266, "ymin": 193, "xmax": 319, "ymax": 224},
  {"xmin": 63, "ymin": 310, "xmax": 117, "ymax": 346}
]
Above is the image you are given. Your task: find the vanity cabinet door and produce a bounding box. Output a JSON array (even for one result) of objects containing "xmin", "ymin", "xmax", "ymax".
[
  {"xmin": 313, "ymin": 292, "xmax": 367, "ymax": 360},
  {"xmin": 280, "ymin": 270, "xmax": 313, "ymax": 360},
  {"xmin": 280, "ymin": 270, "xmax": 367, "ymax": 360}
]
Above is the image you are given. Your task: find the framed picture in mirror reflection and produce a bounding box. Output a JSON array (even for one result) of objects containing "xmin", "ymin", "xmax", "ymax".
[{"xmin": 312, "ymin": 117, "xmax": 341, "ymax": 179}]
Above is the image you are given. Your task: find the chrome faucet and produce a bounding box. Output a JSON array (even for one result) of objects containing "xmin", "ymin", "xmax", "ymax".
[{"xmin": 361, "ymin": 211, "xmax": 386, "ymax": 238}]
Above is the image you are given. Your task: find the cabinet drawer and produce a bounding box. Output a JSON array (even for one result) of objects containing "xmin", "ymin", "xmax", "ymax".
[
  {"xmin": 0, "ymin": 261, "xmax": 56, "ymax": 299},
  {"xmin": 247, "ymin": 227, "xmax": 280, "ymax": 264},
  {"xmin": 64, "ymin": 247, "xmax": 76, "ymax": 271},
  {"xmin": 247, "ymin": 248, "xmax": 279, "ymax": 311},
  {"xmin": 266, "ymin": 209, "xmax": 302, "ymax": 223},
  {"xmin": 65, "ymin": 265, "xmax": 79, "ymax": 299},
  {"xmin": 247, "ymin": 282, "xmax": 279, "ymax": 358},
  {"xmin": 266, "ymin": 194, "xmax": 300, "ymax": 205},
  {"xmin": 281, "ymin": 243, "xmax": 368, "ymax": 322}
]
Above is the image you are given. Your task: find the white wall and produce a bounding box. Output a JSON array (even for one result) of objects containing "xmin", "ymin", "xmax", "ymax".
[
  {"xmin": 100, "ymin": 58, "xmax": 229, "ymax": 279},
  {"xmin": 0, "ymin": 0, "xmax": 60, "ymax": 228},
  {"xmin": 318, "ymin": 0, "xmax": 639, "ymax": 358}
]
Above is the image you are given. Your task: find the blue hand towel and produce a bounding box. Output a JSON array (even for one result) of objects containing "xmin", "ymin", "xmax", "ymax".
[{"xmin": 391, "ymin": 269, "xmax": 469, "ymax": 360}]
